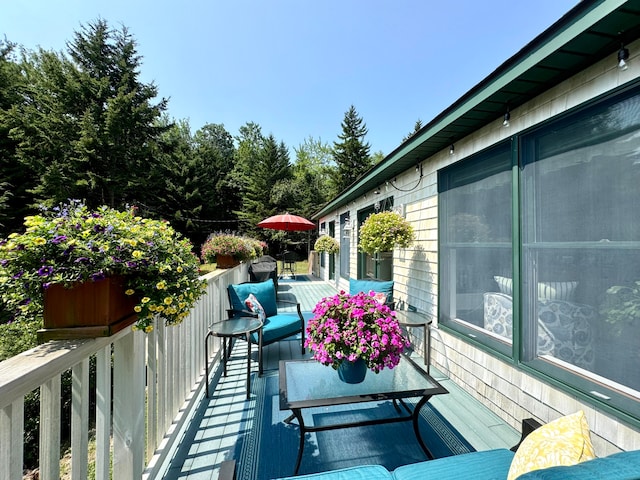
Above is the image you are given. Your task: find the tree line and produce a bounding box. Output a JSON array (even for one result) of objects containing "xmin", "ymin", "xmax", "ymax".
[{"xmin": 0, "ymin": 19, "xmax": 381, "ymax": 254}]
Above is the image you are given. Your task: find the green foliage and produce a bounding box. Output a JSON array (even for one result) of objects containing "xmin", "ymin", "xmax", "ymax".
[
  {"xmin": 0, "ymin": 318, "xmax": 38, "ymax": 361},
  {"xmin": 331, "ymin": 105, "xmax": 372, "ymax": 193},
  {"xmin": 358, "ymin": 211, "xmax": 415, "ymax": 254},
  {"xmin": 314, "ymin": 235, "xmax": 339, "ymax": 254},
  {"xmin": 234, "ymin": 124, "xmax": 295, "ymax": 249},
  {"xmin": 600, "ymin": 281, "xmax": 640, "ymax": 336},
  {"xmin": 3, "ymin": 19, "xmax": 167, "ymax": 211},
  {"xmin": 0, "ymin": 201, "xmax": 206, "ymax": 332},
  {"xmin": 402, "ymin": 119, "xmax": 423, "ymax": 142}
]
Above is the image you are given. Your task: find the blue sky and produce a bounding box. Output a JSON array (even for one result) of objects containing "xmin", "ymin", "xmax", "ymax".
[{"xmin": 2, "ymin": 1, "xmax": 578, "ymax": 157}]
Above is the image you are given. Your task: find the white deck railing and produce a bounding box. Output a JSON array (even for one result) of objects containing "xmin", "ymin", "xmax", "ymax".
[{"xmin": 0, "ymin": 264, "xmax": 248, "ymax": 480}]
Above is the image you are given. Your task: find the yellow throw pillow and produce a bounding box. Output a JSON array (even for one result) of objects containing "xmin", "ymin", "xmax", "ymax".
[{"xmin": 507, "ymin": 411, "xmax": 596, "ymax": 480}]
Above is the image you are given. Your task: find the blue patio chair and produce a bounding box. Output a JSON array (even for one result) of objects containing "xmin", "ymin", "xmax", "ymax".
[{"xmin": 227, "ymin": 278, "xmax": 305, "ymax": 374}]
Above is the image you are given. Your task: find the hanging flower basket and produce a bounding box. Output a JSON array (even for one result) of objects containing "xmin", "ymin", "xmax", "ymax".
[
  {"xmin": 38, "ymin": 276, "xmax": 138, "ymax": 342},
  {"xmin": 358, "ymin": 211, "xmax": 415, "ymax": 255}
]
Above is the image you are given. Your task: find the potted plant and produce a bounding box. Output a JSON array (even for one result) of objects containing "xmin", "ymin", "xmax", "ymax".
[
  {"xmin": 314, "ymin": 235, "xmax": 339, "ymax": 254},
  {"xmin": 305, "ymin": 291, "xmax": 410, "ymax": 383},
  {"xmin": 200, "ymin": 234, "xmax": 258, "ymax": 268},
  {"xmin": 599, "ymin": 281, "xmax": 640, "ymax": 336},
  {"xmin": 358, "ymin": 211, "xmax": 415, "ymax": 255},
  {"xmin": 0, "ymin": 200, "xmax": 207, "ymax": 339}
]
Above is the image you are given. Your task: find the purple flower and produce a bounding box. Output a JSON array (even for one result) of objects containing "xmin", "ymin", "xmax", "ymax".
[
  {"xmin": 90, "ymin": 271, "xmax": 106, "ymax": 281},
  {"xmin": 38, "ymin": 266, "xmax": 54, "ymax": 277},
  {"xmin": 51, "ymin": 235, "xmax": 67, "ymax": 244}
]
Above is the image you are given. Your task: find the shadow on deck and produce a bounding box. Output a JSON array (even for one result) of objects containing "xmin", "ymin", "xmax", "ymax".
[{"xmin": 159, "ymin": 275, "xmax": 519, "ymax": 479}]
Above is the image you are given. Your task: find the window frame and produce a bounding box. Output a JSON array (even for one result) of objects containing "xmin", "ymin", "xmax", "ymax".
[{"xmin": 438, "ymin": 79, "xmax": 640, "ymax": 425}]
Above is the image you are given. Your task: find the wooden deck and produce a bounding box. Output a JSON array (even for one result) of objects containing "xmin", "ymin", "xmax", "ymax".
[{"xmin": 158, "ymin": 275, "xmax": 519, "ymax": 479}]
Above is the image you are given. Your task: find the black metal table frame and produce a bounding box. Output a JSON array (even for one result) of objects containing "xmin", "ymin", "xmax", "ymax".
[
  {"xmin": 279, "ymin": 356, "xmax": 448, "ymax": 475},
  {"xmin": 205, "ymin": 318, "xmax": 263, "ymax": 400},
  {"xmin": 395, "ymin": 310, "xmax": 433, "ymax": 371}
]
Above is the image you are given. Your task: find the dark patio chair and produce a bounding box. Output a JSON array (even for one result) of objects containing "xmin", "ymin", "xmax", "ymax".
[
  {"xmin": 226, "ymin": 278, "xmax": 305, "ymax": 374},
  {"xmin": 281, "ymin": 251, "xmax": 297, "ymax": 278}
]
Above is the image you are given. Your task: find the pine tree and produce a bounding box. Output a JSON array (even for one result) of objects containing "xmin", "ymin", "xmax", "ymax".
[
  {"xmin": 331, "ymin": 105, "xmax": 372, "ymax": 194},
  {"xmin": 4, "ymin": 19, "xmax": 167, "ymax": 210}
]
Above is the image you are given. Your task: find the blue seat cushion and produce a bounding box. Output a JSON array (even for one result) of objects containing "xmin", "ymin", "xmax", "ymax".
[
  {"xmin": 392, "ymin": 449, "xmax": 514, "ymax": 480},
  {"xmin": 276, "ymin": 465, "xmax": 392, "ymax": 480},
  {"xmin": 516, "ymin": 450, "xmax": 640, "ymax": 479},
  {"xmin": 228, "ymin": 279, "xmax": 278, "ymax": 317},
  {"xmin": 249, "ymin": 313, "xmax": 301, "ymax": 345},
  {"xmin": 349, "ymin": 278, "xmax": 394, "ymax": 300}
]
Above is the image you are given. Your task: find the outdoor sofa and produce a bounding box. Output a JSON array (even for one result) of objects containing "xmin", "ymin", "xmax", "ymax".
[{"xmin": 218, "ymin": 412, "xmax": 640, "ymax": 480}]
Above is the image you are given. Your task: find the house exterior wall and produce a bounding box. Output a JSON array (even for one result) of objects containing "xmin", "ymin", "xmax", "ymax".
[{"xmin": 317, "ymin": 38, "xmax": 640, "ymax": 453}]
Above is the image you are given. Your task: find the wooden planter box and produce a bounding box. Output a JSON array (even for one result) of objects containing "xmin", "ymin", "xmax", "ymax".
[
  {"xmin": 38, "ymin": 276, "xmax": 138, "ymax": 342},
  {"xmin": 216, "ymin": 254, "xmax": 240, "ymax": 269}
]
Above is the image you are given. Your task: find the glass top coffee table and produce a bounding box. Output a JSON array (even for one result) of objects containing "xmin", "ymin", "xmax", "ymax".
[{"xmin": 279, "ymin": 355, "xmax": 448, "ymax": 474}]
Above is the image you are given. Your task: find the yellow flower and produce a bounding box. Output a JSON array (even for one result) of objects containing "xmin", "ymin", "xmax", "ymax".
[
  {"xmin": 125, "ymin": 289, "xmax": 135, "ymax": 296},
  {"xmin": 134, "ymin": 306, "xmax": 142, "ymax": 313},
  {"xmin": 34, "ymin": 237, "xmax": 47, "ymax": 246},
  {"xmin": 177, "ymin": 266, "xmax": 183, "ymax": 273},
  {"xmin": 141, "ymin": 297, "xmax": 150, "ymax": 304},
  {"xmin": 163, "ymin": 297, "xmax": 173, "ymax": 305},
  {"xmin": 144, "ymin": 325, "xmax": 154, "ymax": 333},
  {"xmin": 156, "ymin": 305, "xmax": 165, "ymax": 312},
  {"xmin": 156, "ymin": 281, "xmax": 167, "ymax": 290},
  {"xmin": 132, "ymin": 250, "xmax": 143, "ymax": 259}
]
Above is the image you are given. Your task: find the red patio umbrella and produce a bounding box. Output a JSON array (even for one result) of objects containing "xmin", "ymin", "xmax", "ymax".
[{"xmin": 257, "ymin": 213, "xmax": 316, "ymax": 232}]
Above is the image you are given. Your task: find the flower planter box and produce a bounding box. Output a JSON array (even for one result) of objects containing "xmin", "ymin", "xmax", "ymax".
[
  {"xmin": 216, "ymin": 254, "xmax": 240, "ymax": 269},
  {"xmin": 37, "ymin": 276, "xmax": 138, "ymax": 342}
]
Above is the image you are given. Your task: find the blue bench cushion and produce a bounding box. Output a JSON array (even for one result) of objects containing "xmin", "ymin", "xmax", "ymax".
[
  {"xmin": 249, "ymin": 313, "xmax": 302, "ymax": 344},
  {"xmin": 392, "ymin": 449, "xmax": 515, "ymax": 480},
  {"xmin": 276, "ymin": 465, "xmax": 392, "ymax": 480},
  {"xmin": 516, "ymin": 450, "xmax": 640, "ymax": 479},
  {"xmin": 228, "ymin": 279, "xmax": 278, "ymax": 317},
  {"xmin": 349, "ymin": 279, "xmax": 394, "ymax": 300}
]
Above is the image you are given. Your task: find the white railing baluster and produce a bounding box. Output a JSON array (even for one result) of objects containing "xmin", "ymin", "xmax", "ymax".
[
  {"xmin": 71, "ymin": 357, "xmax": 90, "ymax": 480},
  {"xmin": 96, "ymin": 345, "xmax": 111, "ymax": 480},
  {"xmin": 113, "ymin": 330, "xmax": 145, "ymax": 478},
  {"xmin": 147, "ymin": 329, "xmax": 158, "ymax": 462},
  {"xmin": 40, "ymin": 376, "xmax": 61, "ymax": 480},
  {"xmin": 1, "ymin": 397, "xmax": 24, "ymax": 480}
]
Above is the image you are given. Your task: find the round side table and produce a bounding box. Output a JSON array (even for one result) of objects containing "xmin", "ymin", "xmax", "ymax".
[
  {"xmin": 205, "ymin": 317, "xmax": 263, "ymax": 400},
  {"xmin": 395, "ymin": 310, "xmax": 432, "ymax": 372}
]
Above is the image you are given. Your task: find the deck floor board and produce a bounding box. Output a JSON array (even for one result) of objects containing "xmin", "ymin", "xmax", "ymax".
[{"xmin": 159, "ymin": 275, "xmax": 519, "ymax": 479}]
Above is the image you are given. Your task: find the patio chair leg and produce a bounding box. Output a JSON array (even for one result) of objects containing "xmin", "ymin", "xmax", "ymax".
[{"xmin": 258, "ymin": 329, "xmax": 264, "ymax": 375}]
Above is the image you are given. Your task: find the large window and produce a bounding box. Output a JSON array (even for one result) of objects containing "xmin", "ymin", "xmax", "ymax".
[
  {"xmin": 521, "ymin": 87, "xmax": 640, "ymax": 407},
  {"xmin": 439, "ymin": 84, "xmax": 640, "ymax": 419},
  {"xmin": 340, "ymin": 213, "xmax": 350, "ymax": 279},
  {"xmin": 439, "ymin": 143, "xmax": 513, "ymax": 354}
]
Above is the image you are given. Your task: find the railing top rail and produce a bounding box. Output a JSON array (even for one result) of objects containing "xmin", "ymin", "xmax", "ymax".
[{"xmin": 0, "ymin": 327, "xmax": 130, "ymax": 410}]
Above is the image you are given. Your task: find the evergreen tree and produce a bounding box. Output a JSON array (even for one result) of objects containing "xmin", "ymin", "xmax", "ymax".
[
  {"xmin": 234, "ymin": 127, "xmax": 293, "ymax": 250},
  {"xmin": 0, "ymin": 40, "xmax": 35, "ymax": 235},
  {"xmin": 192, "ymin": 123, "xmax": 239, "ymax": 240},
  {"xmin": 402, "ymin": 119, "xmax": 423, "ymax": 142},
  {"xmin": 3, "ymin": 19, "xmax": 167, "ymax": 210},
  {"xmin": 331, "ymin": 105, "xmax": 372, "ymax": 194}
]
